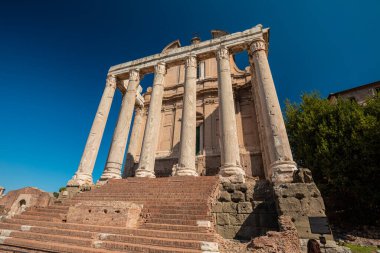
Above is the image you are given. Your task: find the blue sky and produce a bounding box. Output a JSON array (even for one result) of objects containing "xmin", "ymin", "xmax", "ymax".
[{"xmin": 0, "ymin": 0, "xmax": 379, "ymax": 193}]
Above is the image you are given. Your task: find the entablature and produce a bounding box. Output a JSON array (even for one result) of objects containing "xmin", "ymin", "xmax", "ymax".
[{"xmin": 108, "ymin": 25, "xmax": 268, "ymax": 79}]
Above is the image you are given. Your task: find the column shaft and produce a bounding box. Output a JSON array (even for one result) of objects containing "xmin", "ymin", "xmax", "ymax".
[
  {"xmin": 175, "ymin": 55, "xmax": 198, "ymax": 176},
  {"xmin": 100, "ymin": 70, "xmax": 140, "ymax": 181},
  {"xmin": 216, "ymin": 47, "xmax": 245, "ymax": 182},
  {"xmin": 135, "ymin": 62, "xmax": 166, "ymax": 177},
  {"xmin": 67, "ymin": 76, "xmax": 117, "ymax": 186},
  {"xmin": 123, "ymin": 106, "xmax": 145, "ymax": 178},
  {"xmin": 249, "ymin": 38, "xmax": 296, "ymax": 183}
]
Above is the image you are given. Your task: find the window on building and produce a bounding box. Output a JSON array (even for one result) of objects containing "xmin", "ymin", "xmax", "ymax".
[
  {"xmin": 349, "ymin": 96, "xmax": 357, "ymax": 102},
  {"xmin": 375, "ymin": 87, "xmax": 380, "ymax": 95},
  {"xmin": 196, "ymin": 126, "xmax": 200, "ymax": 155},
  {"xmin": 197, "ymin": 61, "xmax": 205, "ymax": 80}
]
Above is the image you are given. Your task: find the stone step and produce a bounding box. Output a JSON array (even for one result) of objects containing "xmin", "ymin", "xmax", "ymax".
[
  {"xmin": 0, "ymin": 236, "xmax": 112, "ymax": 253},
  {"xmin": 23, "ymin": 211, "xmax": 66, "ymax": 218},
  {"xmin": 88, "ymin": 191, "xmax": 213, "ymax": 196},
  {"xmin": 14, "ymin": 214, "xmax": 61, "ymax": 222},
  {"xmin": 0, "ymin": 227, "xmax": 213, "ymax": 250},
  {"xmin": 0, "ymin": 244, "xmax": 50, "ymax": 253},
  {"xmin": 141, "ymin": 223, "xmax": 208, "ymax": 232},
  {"xmin": 0, "ymin": 220, "xmax": 213, "ymax": 240},
  {"xmin": 74, "ymin": 195, "xmax": 210, "ymax": 199},
  {"xmin": 62, "ymin": 201, "xmax": 209, "ymax": 211},
  {"xmin": 3, "ymin": 230, "xmax": 205, "ymax": 253},
  {"xmin": 107, "ymin": 176, "xmax": 218, "ymax": 183},
  {"xmin": 144, "ymin": 208, "xmax": 209, "ymax": 215},
  {"xmin": 151, "ymin": 214, "xmax": 211, "ymax": 220},
  {"xmin": 95, "ymin": 187, "xmax": 215, "ymax": 191},
  {"xmin": 147, "ymin": 218, "xmax": 200, "ymax": 226},
  {"xmin": 0, "ymin": 176, "xmax": 220, "ymax": 252},
  {"xmin": 71, "ymin": 197, "xmax": 209, "ymax": 202},
  {"xmin": 32, "ymin": 206, "xmax": 69, "ymax": 213},
  {"xmin": 41, "ymin": 205, "xmax": 70, "ymax": 210}
]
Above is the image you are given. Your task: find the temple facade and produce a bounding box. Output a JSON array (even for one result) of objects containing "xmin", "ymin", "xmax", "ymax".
[{"xmin": 67, "ymin": 25, "xmax": 297, "ymax": 187}]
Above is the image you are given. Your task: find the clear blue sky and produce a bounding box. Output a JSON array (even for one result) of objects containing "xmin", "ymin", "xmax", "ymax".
[{"xmin": 0, "ymin": 0, "xmax": 379, "ymax": 193}]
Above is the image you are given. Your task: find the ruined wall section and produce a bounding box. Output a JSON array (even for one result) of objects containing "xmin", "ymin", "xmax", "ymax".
[
  {"xmin": 211, "ymin": 178, "xmax": 278, "ymax": 240},
  {"xmin": 0, "ymin": 187, "xmax": 52, "ymax": 219}
]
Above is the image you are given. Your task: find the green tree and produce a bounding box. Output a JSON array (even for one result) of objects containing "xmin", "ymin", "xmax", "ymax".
[{"xmin": 285, "ymin": 93, "xmax": 380, "ymax": 227}]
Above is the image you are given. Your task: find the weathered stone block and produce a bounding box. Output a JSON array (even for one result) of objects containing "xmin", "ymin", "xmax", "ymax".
[
  {"xmin": 222, "ymin": 182, "xmax": 235, "ymax": 193},
  {"xmin": 212, "ymin": 202, "xmax": 223, "ymax": 213},
  {"xmin": 237, "ymin": 202, "xmax": 253, "ymax": 214},
  {"xmin": 231, "ymin": 191, "xmax": 245, "ymax": 203},
  {"xmin": 235, "ymin": 183, "xmax": 248, "ymax": 193},
  {"xmin": 67, "ymin": 201, "xmax": 142, "ymax": 228},
  {"xmin": 221, "ymin": 225, "xmax": 240, "ymax": 239},
  {"xmin": 218, "ymin": 191, "xmax": 231, "ymax": 202},
  {"xmin": 222, "ymin": 202, "xmax": 237, "ymax": 213},
  {"xmin": 229, "ymin": 213, "xmax": 249, "ymax": 225},
  {"xmin": 216, "ymin": 213, "xmax": 230, "ymax": 225},
  {"xmin": 277, "ymin": 197, "xmax": 302, "ymax": 212}
]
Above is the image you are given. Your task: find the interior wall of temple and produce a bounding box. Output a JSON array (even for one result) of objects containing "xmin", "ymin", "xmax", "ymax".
[{"xmin": 131, "ymin": 54, "xmax": 265, "ymax": 178}]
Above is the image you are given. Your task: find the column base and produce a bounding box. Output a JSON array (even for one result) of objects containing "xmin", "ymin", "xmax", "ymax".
[
  {"xmin": 270, "ymin": 160, "xmax": 297, "ymax": 183},
  {"xmin": 97, "ymin": 173, "xmax": 122, "ymax": 186},
  {"xmin": 67, "ymin": 173, "xmax": 93, "ymax": 187},
  {"xmin": 99, "ymin": 166, "xmax": 122, "ymax": 182},
  {"xmin": 219, "ymin": 164, "xmax": 245, "ymax": 183},
  {"xmin": 135, "ymin": 168, "xmax": 156, "ymax": 178},
  {"xmin": 173, "ymin": 165, "xmax": 198, "ymax": 177}
]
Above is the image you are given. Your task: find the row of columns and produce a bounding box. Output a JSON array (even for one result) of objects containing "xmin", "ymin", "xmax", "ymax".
[{"xmin": 67, "ymin": 36, "xmax": 296, "ymax": 187}]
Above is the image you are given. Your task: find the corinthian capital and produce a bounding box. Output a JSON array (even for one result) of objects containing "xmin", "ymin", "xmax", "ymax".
[
  {"xmin": 216, "ymin": 46, "xmax": 229, "ymax": 60},
  {"xmin": 129, "ymin": 69, "xmax": 140, "ymax": 82},
  {"xmin": 106, "ymin": 75, "xmax": 117, "ymax": 88},
  {"xmin": 185, "ymin": 55, "xmax": 197, "ymax": 68},
  {"xmin": 154, "ymin": 62, "xmax": 166, "ymax": 75},
  {"xmin": 249, "ymin": 39, "xmax": 266, "ymax": 54}
]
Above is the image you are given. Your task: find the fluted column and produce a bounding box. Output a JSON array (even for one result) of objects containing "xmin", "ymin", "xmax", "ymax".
[
  {"xmin": 135, "ymin": 62, "xmax": 166, "ymax": 178},
  {"xmin": 123, "ymin": 106, "xmax": 145, "ymax": 178},
  {"xmin": 175, "ymin": 55, "xmax": 198, "ymax": 176},
  {"xmin": 249, "ymin": 38, "xmax": 297, "ymax": 183},
  {"xmin": 67, "ymin": 75, "xmax": 117, "ymax": 186},
  {"xmin": 99, "ymin": 70, "xmax": 140, "ymax": 182},
  {"xmin": 216, "ymin": 46, "xmax": 245, "ymax": 183}
]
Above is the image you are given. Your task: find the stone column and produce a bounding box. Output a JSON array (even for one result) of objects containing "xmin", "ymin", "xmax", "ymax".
[
  {"xmin": 122, "ymin": 106, "xmax": 145, "ymax": 178},
  {"xmin": 175, "ymin": 55, "xmax": 198, "ymax": 176},
  {"xmin": 99, "ymin": 70, "xmax": 140, "ymax": 182},
  {"xmin": 249, "ymin": 38, "xmax": 297, "ymax": 183},
  {"xmin": 135, "ymin": 62, "xmax": 166, "ymax": 178},
  {"xmin": 67, "ymin": 75, "xmax": 117, "ymax": 186},
  {"xmin": 216, "ymin": 46, "xmax": 245, "ymax": 182}
]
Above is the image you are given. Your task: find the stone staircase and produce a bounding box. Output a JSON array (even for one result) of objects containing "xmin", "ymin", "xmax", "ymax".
[{"xmin": 0, "ymin": 176, "xmax": 220, "ymax": 253}]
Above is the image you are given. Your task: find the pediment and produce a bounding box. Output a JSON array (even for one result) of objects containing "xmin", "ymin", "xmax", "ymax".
[{"xmin": 162, "ymin": 40, "xmax": 181, "ymax": 53}]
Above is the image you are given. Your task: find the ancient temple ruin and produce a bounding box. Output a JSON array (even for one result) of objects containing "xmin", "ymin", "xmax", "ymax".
[
  {"xmin": 68, "ymin": 24, "xmax": 297, "ymax": 186},
  {"xmin": 0, "ymin": 25, "xmax": 333, "ymax": 253}
]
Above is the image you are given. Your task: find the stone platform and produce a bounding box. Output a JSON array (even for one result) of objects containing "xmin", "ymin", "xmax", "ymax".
[{"xmin": 0, "ymin": 176, "xmax": 220, "ymax": 253}]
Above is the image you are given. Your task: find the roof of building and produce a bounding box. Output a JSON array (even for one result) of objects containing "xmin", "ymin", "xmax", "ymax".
[{"xmin": 327, "ymin": 80, "xmax": 380, "ymax": 99}]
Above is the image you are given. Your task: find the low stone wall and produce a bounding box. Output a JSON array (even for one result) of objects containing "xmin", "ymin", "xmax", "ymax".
[
  {"xmin": 67, "ymin": 201, "xmax": 143, "ymax": 227},
  {"xmin": 249, "ymin": 215, "xmax": 302, "ymax": 253},
  {"xmin": 211, "ymin": 178, "xmax": 278, "ymax": 240},
  {"xmin": 274, "ymin": 182, "xmax": 333, "ymax": 240},
  {"xmin": 0, "ymin": 187, "xmax": 52, "ymax": 219}
]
